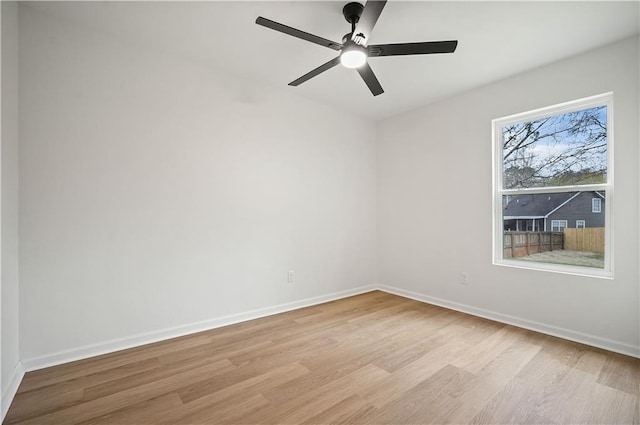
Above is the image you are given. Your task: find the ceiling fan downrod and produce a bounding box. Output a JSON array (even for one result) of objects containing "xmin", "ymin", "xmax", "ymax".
[{"xmin": 342, "ymin": 2, "xmax": 364, "ymax": 35}]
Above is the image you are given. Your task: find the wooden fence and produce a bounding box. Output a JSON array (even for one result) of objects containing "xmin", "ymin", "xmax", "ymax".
[
  {"xmin": 563, "ymin": 227, "xmax": 605, "ymax": 253},
  {"xmin": 503, "ymin": 232, "xmax": 564, "ymax": 259}
]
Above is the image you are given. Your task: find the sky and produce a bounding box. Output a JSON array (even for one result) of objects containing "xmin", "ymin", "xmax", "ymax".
[{"xmin": 503, "ymin": 105, "xmax": 607, "ymax": 178}]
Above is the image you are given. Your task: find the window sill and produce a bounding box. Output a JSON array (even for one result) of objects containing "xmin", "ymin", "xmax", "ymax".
[{"xmin": 493, "ymin": 258, "xmax": 613, "ymax": 279}]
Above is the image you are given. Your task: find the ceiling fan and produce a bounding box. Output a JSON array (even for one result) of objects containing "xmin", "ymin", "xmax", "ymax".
[{"xmin": 256, "ymin": 0, "xmax": 458, "ymax": 96}]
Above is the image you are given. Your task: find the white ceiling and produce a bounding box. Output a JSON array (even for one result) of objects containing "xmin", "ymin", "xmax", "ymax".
[{"xmin": 25, "ymin": 1, "xmax": 640, "ymax": 120}]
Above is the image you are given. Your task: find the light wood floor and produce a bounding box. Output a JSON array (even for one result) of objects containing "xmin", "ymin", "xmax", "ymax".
[{"xmin": 5, "ymin": 291, "xmax": 639, "ymax": 424}]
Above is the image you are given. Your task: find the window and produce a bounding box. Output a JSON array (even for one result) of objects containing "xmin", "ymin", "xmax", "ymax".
[
  {"xmin": 551, "ymin": 220, "xmax": 568, "ymax": 232},
  {"xmin": 493, "ymin": 93, "xmax": 612, "ymax": 277},
  {"xmin": 592, "ymin": 198, "xmax": 602, "ymax": 213}
]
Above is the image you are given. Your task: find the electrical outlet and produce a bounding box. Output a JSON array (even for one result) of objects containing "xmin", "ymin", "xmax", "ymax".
[
  {"xmin": 460, "ymin": 272, "xmax": 469, "ymax": 285},
  {"xmin": 287, "ymin": 270, "xmax": 295, "ymax": 283}
]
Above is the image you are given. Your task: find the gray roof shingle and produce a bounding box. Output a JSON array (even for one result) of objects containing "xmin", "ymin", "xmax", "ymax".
[{"xmin": 503, "ymin": 193, "xmax": 575, "ymax": 218}]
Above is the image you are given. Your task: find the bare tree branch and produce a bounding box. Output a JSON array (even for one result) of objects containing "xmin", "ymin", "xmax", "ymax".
[{"xmin": 502, "ymin": 106, "xmax": 607, "ymax": 189}]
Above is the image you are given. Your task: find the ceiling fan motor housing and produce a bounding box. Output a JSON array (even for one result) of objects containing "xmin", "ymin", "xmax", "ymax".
[{"xmin": 343, "ymin": 2, "xmax": 364, "ymax": 25}]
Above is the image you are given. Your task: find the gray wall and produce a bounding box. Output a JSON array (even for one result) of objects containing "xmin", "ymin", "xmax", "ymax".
[
  {"xmin": 18, "ymin": 5, "xmax": 378, "ymax": 365},
  {"xmin": 377, "ymin": 36, "xmax": 639, "ymax": 355},
  {"xmin": 1, "ymin": 1, "xmax": 21, "ymax": 419}
]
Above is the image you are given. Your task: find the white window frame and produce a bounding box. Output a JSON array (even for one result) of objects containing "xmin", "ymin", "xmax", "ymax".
[
  {"xmin": 551, "ymin": 220, "xmax": 568, "ymax": 232},
  {"xmin": 492, "ymin": 93, "xmax": 613, "ymax": 278},
  {"xmin": 592, "ymin": 198, "xmax": 602, "ymax": 213},
  {"xmin": 576, "ymin": 220, "xmax": 586, "ymax": 229}
]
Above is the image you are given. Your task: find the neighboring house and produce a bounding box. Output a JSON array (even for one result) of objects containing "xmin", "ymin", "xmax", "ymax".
[{"xmin": 503, "ymin": 191, "xmax": 605, "ymax": 232}]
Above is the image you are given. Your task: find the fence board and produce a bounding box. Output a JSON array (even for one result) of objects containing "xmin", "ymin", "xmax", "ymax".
[
  {"xmin": 564, "ymin": 228, "xmax": 605, "ymax": 253},
  {"xmin": 503, "ymin": 232, "xmax": 563, "ymax": 259}
]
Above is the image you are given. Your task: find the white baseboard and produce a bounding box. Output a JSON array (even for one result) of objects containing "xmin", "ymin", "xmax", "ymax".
[
  {"xmin": 378, "ymin": 284, "xmax": 640, "ymax": 358},
  {"xmin": 19, "ymin": 282, "xmax": 640, "ymax": 375},
  {"xmin": 1, "ymin": 361, "xmax": 25, "ymax": 422},
  {"xmin": 22, "ymin": 285, "xmax": 378, "ymax": 372}
]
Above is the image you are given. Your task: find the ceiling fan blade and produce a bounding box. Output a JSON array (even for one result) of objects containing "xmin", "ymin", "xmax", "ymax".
[
  {"xmin": 368, "ymin": 40, "xmax": 458, "ymax": 57},
  {"xmin": 256, "ymin": 17, "xmax": 343, "ymax": 51},
  {"xmin": 356, "ymin": 63, "xmax": 384, "ymax": 96},
  {"xmin": 289, "ymin": 56, "xmax": 342, "ymax": 86},
  {"xmin": 351, "ymin": 0, "xmax": 387, "ymax": 46}
]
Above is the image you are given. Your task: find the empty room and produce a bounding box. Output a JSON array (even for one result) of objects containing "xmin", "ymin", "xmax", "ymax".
[{"xmin": 1, "ymin": 1, "xmax": 639, "ymax": 424}]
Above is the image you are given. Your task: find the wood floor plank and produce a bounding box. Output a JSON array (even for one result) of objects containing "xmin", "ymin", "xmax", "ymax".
[
  {"xmin": 371, "ymin": 318, "xmax": 465, "ymax": 373},
  {"xmin": 82, "ymin": 356, "xmax": 223, "ymax": 401},
  {"xmin": 373, "ymin": 364, "xmax": 475, "ymax": 424},
  {"xmin": 6, "ymin": 357, "xmax": 162, "ymax": 423},
  {"xmin": 16, "ymin": 334, "xmax": 212, "ymax": 394},
  {"xmin": 187, "ymin": 393, "xmax": 271, "ymax": 425},
  {"xmin": 3, "ymin": 389, "xmax": 85, "ymax": 425},
  {"xmin": 13, "ymin": 359, "xmax": 234, "ymax": 425},
  {"xmin": 16, "ymin": 357, "xmax": 161, "ymax": 400},
  {"xmin": 300, "ymin": 395, "xmax": 375, "ymax": 425},
  {"xmin": 477, "ymin": 339, "xmax": 542, "ymax": 385},
  {"xmin": 175, "ymin": 339, "xmax": 332, "ymax": 404},
  {"xmin": 203, "ymin": 317, "xmax": 301, "ymax": 347},
  {"xmin": 515, "ymin": 339, "xmax": 585, "ymax": 390},
  {"xmin": 226, "ymin": 328, "xmax": 341, "ymax": 367},
  {"xmin": 446, "ymin": 339, "xmax": 542, "ymax": 417},
  {"xmin": 5, "ymin": 291, "xmax": 639, "ymax": 425},
  {"xmin": 153, "ymin": 363, "xmax": 310, "ymax": 425},
  {"xmin": 155, "ymin": 337, "xmax": 274, "ymax": 367},
  {"xmin": 291, "ymin": 292, "xmax": 396, "ymax": 326},
  {"xmin": 576, "ymin": 384, "xmax": 638, "ymax": 425},
  {"xmin": 358, "ymin": 338, "xmax": 474, "ymax": 408},
  {"xmin": 252, "ymin": 363, "xmax": 390, "ymax": 424},
  {"xmin": 555, "ymin": 375, "xmax": 637, "ymax": 425},
  {"xmin": 597, "ymin": 352, "xmax": 640, "ymax": 395},
  {"xmin": 468, "ymin": 377, "xmax": 555, "ymax": 425},
  {"xmin": 263, "ymin": 335, "xmax": 400, "ymax": 405},
  {"xmin": 298, "ymin": 313, "xmax": 441, "ymax": 373},
  {"xmin": 450, "ymin": 325, "xmax": 527, "ymax": 374},
  {"xmin": 76, "ymin": 392, "xmax": 184, "ymax": 425},
  {"xmin": 572, "ymin": 347, "xmax": 607, "ymax": 376}
]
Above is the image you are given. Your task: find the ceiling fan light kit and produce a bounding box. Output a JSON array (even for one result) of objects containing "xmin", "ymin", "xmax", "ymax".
[
  {"xmin": 340, "ymin": 42, "xmax": 367, "ymax": 68},
  {"xmin": 256, "ymin": 0, "xmax": 458, "ymax": 96}
]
